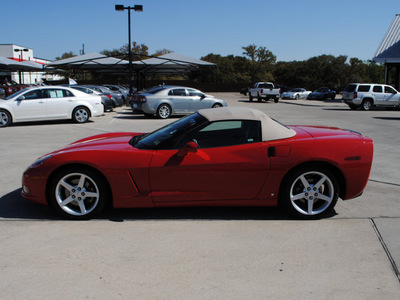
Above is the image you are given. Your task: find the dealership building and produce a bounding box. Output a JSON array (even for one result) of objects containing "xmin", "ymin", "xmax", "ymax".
[{"xmin": 0, "ymin": 44, "xmax": 62, "ymax": 84}]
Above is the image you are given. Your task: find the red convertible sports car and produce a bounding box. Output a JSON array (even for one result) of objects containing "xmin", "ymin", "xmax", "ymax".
[{"xmin": 22, "ymin": 107, "xmax": 373, "ymax": 220}]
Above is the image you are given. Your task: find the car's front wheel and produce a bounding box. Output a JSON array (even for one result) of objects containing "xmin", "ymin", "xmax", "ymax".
[
  {"xmin": 212, "ymin": 103, "xmax": 223, "ymax": 108},
  {"xmin": 48, "ymin": 167, "xmax": 108, "ymax": 219},
  {"xmin": 0, "ymin": 110, "xmax": 12, "ymax": 127},
  {"xmin": 72, "ymin": 107, "xmax": 90, "ymax": 123},
  {"xmin": 157, "ymin": 104, "xmax": 171, "ymax": 119},
  {"xmin": 280, "ymin": 166, "xmax": 339, "ymax": 219}
]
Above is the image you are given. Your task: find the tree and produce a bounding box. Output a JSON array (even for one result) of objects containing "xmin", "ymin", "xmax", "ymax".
[
  {"xmin": 242, "ymin": 44, "xmax": 276, "ymax": 82},
  {"xmin": 152, "ymin": 49, "xmax": 173, "ymax": 56},
  {"xmin": 55, "ymin": 51, "xmax": 75, "ymax": 60},
  {"xmin": 101, "ymin": 42, "xmax": 149, "ymax": 60}
]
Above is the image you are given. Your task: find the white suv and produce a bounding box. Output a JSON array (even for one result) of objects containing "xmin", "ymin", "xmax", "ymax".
[{"xmin": 342, "ymin": 83, "xmax": 400, "ymax": 110}]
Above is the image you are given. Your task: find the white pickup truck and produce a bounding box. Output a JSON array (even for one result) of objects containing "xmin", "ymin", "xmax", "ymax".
[{"xmin": 248, "ymin": 82, "xmax": 280, "ymax": 102}]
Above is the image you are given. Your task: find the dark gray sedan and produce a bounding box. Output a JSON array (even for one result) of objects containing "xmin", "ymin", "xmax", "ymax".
[{"xmin": 131, "ymin": 86, "xmax": 227, "ymax": 118}]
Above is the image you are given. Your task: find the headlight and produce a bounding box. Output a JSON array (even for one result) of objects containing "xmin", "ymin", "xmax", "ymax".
[{"xmin": 30, "ymin": 155, "xmax": 52, "ymax": 168}]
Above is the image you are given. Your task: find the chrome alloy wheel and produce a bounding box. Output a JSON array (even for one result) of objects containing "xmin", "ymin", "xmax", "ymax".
[
  {"xmin": 55, "ymin": 172, "xmax": 100, "ymax": 216},
  {"xmin": 289, "ymin": 171, "xmax": 334, "ymax": 216},
  {"xmin": 157, "ymin": 104, "xmax": 171, "ymax": 119},
  {"xmin": 0, "ymin": 112, "xmax": 9, "ymax": 126},
  {"xmin": 74, "ymin": 108, "xmax": 89, "ymax": 123}
]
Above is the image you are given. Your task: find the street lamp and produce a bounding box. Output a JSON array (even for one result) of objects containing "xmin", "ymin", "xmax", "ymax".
[
  {"xmin": 115, "ymin": 4, "xmax": 143, "ymax": 97},
  {"xmin": 14, "ymin": 48, "xmax": 29, "ymax": 84}
]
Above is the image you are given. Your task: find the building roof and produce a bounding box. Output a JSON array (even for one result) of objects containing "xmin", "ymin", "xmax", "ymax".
[{"xmin": 373, "ymin": 14, "xmax": 400, "ymax": 63}]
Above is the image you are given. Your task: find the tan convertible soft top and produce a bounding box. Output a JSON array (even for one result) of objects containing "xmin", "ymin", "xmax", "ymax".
[{"xmin": 198, "ymin": 107, "xmax": 296, "ymax": 141}]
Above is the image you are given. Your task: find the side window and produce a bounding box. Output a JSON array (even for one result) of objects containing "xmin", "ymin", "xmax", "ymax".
[
  {"xmin": 357, "ymin": 85, "xmax": 371, "ymax": 92},
  {"xmin": 169, "ymin": 89, "xmax": 187, "ymax": 96},
  {"xmin": 373, "ymin": 86, "xmax": 383, "ymax": 93},
  {"xmin": 384, "ymin": 86, "xmax": 396, "ymax": 94},
  {"xmin": 23, "ymin": 89, "xmax": 43, "ymax": 100},
  {"xmin": 187, "ymin": 89, "xmax": 203, "ymax": 97},
  {"xmin": 175, "ymin": 120, "xmax": 262, "ymax": 149},
  {"xmin": 47, "ymin": 89, "xmax": 65, "ymax": 98},
  {"xmin": 63, "ymin": 90, "xmax": 74, "ymax": 97}
]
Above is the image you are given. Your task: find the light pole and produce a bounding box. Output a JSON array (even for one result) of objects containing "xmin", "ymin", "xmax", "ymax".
[
  {"xmin": 14, "ymin": 48, "xmax": 29, "ymax": 84},
  {"xmin": 115, "ymin": 4, "xmax": 143, "ymax": 98}
]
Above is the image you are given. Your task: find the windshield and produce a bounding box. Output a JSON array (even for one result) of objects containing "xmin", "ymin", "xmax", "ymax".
[
  {"xmin": 5, "ymin": 89, "xmax": 29, "ymax": 100},
  {"xmin": 133, "ymin": 113, "xmax": 207, "ymax": 149}
]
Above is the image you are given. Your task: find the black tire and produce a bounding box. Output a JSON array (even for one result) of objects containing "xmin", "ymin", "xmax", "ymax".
[
  {"xmin": 295, "ymin": 94, "xmax": 299, "ymax": 100},
  {"xmin": 156, "ymin": 104, "xmax": 171, "ymax": 119},
  {"xmin": 0, "ymin": 109, "xmax": 12, "ymax": 127},
  {"xmin": 361, "ymin": 99, "xmax": 373, "ymax": 111},
  {"xmin": 72, "ymin": 107, "xmax": 90, "ymax": 123},
  {"xmin": 279, "ymin": 165, "xmax": 339, "ymax": 220},
  {"xmin": 48, "ymin": 167, "xmax": 108, "ymax": 220},
  {"xmin": 212, "ymin": 103, "xmax": 223, "ymax": 108},
  {"xmin": 257, "ymin": 93, "xmax": 262, "ymax": 102},
  {"xmin": 274, "ymin": 97, "xmax": 279, "ymax": 103},
  {"xmin": 249, "ymin": 94, "xmax": 253, "ymax": 101}
]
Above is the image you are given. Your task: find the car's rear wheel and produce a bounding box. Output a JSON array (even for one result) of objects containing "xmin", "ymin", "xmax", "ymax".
[
  {"xmin": 249, "ymin": 94, "xmax": 253, "ymax": 101},
  {"xmin": 212, "ymin": 103, "xmax": 222, "ymax": 108},
  {"xmin": 0, "ymin": 110, "xmax": 12, "ymax": 127},
  {"xmin": 361, "ymin": 99, "xmax": 373, "ymax": 111},
  {"xmin": 257, "ymin": 93, "xmax": 262, "ymax": 102},
  {"xmin": 295, "ymin": 94, "xmax": 299, "ymax": 100},
  {"xmin": 274, "ymin": 97, "xmax": 279, "ymax": 103},
  {"xmin": 280, "ymin": 166, "xmax": 339, "ymax": 219},
  {"xmin": 157, "ymin": 104, "xmax": 171, "ymax": 119},
  {"xmin": 48, "ymin": 167, "xmax": 108, "ymax": 219},
  {"xmin": 72, "ymin": 107, "xmax": 90, "ymax": 123}
]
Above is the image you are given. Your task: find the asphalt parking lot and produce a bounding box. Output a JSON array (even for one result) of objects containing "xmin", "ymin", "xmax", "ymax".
[{"xmin": 1, "ymin": 93, "xmax": 400, "ymax": 299}]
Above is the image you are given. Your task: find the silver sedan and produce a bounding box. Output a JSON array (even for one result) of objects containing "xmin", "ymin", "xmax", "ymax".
[{"xmin": 131, "ymin": 86, "xmax": 227, "ymax": 118}]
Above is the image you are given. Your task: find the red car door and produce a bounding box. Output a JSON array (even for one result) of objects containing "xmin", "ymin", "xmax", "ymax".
[{"xmin": 149, "ymin": 142, "xmax": 270, "ymax": 203}]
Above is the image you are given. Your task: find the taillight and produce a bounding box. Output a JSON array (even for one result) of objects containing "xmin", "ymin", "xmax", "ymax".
[
  {"xmin": 260, "ymin": 89, "xmax": 264, "ymax": 93},
  {"xmin": 353, "ymin": 92, "xmax": 357, "ymax": 99},
  {"xmin": 134, "ymin": 95, "xmax": 146, "ymax": 103},
  {"xmin": 106, "ymin": 94, "xmax": 112, "ymax": 99}
]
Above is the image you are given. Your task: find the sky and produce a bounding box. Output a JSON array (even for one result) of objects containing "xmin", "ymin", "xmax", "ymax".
[{"xmin": 2, "ymin": 0, "xmax": 399, "ymax": 62}]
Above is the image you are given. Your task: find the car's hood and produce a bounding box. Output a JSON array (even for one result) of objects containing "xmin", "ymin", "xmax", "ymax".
[
  {"xmin": 48, "ymin": 132, "xmax": 143, "ymax": 155},
  {"xmin": 291, "ymin": 125, "xmax": 363, "ymax": 138}
]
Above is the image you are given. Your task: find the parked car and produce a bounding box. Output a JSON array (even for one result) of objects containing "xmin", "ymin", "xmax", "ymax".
[
  {"xmin": 0, "ymin": 80, "xmax": 30, "ymax": 97},
  {"xmin": 83, "ymin": 85, "xmax": 124, "ymax": 108},
  {"xmin": 0, "ymin": 87, "xmax": 5, "ymax": 99},
  {"xmin": 103, "ymin": 84, "xmax": 130, "ymax": 102},
  {"xmin": 0, "ymin": 86, "xmax": 103, "ymax": 127},
  {"xmin": 248, "ymin": 82, "xmax": 280, "ymax": 102},
  {"xmin": 71, "ymin": 85, "xmax": 114, "ymax": 112},
  {"xmin": 342, "ymin": 83, "xmax": 400, "ymax": 110},
  {"xmin": 281, "ymin": 88, "xmax": 311, "ymax": 100},
  {"xmin": 21, "ymin": 107, "xmax": 373, "ymax": 220},
  {"xmin": 307, "ymin": 88, "xmax": 336, "ymax": 100},
  {"xmin": 130, "ymin": 86, "xmax": 227, "ymax": 118}
]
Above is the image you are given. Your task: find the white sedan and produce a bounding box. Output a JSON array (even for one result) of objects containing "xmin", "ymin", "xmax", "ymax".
[
  {"xmin": 0, "ymin": 86, "xmax": 104, "ymax": 127},
  {"xmin": 281, "ymin": 88, "xmax": 311, "ymax": 100}
]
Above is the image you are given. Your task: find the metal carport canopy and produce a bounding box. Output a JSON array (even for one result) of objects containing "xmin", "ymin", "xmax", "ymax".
[{"xmin": 46, "ymin": 52, "xmax": 215, "ymax": 74}]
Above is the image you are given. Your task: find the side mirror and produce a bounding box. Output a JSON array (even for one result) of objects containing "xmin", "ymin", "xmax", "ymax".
[
  {"xmin": 200, "ymin": 94, "xmax": 206, "ymax": 99},
  {"xmin": 17, "ymin": 96, "xmax": 25, "ymax": 101},
  {"xmin": 177, "ymin": 141, "xmax": 198, "ymax": 157}
]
